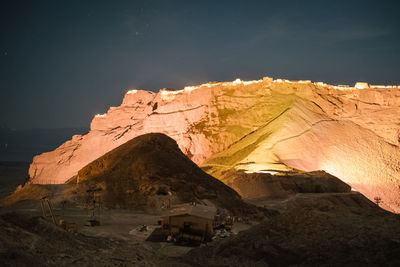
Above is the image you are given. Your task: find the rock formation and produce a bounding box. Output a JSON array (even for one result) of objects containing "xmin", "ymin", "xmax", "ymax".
[{"xmin": 28, "ymin": 77, "xmax": 400, "ymax": 212}]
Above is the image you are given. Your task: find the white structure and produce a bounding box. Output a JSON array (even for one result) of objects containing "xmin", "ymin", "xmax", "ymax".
[{"xmin": 355, "ymin": 82, "xmax": 370, "ymax": 89}]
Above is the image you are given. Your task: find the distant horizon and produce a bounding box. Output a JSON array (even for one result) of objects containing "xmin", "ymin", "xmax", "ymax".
[
  {"xmin": 0, "ymin": 126, "xmax": 90, "ymax": 131},
  {"xmin": 0, "ymin": 127, "xmax": 89, "ymax": 161}
]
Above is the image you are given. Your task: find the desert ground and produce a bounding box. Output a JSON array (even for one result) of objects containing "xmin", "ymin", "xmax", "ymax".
[
  {"xmin": 0, "ymin": 162, "xmax": 254, "ymax": 266},
  {"xmin": 2, "ymin": 161, "xmax": 400, "ymax": 266}
]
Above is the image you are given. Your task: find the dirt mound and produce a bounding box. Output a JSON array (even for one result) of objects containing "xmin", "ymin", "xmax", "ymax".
[
  {"xmin": 73, "ymin": 133, "xmax": 270, "ymax": 217},
  {"xmin": 185, "ymin": 194, "xmax": 400, "ymax": 266},
  {"xmin": 219, "ymin": 169, "xmax": 351, "ymax": 199}
]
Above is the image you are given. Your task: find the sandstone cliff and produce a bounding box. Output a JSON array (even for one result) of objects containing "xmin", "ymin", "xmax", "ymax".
[{"xmin": 29, "ymin": 77, "xmax": 400, "ymax": 212}]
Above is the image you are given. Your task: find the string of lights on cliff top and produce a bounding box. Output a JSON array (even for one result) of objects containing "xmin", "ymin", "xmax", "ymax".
[{"xmin": 94, "ymin": 77, "xmax": 400, "ymax": 118}]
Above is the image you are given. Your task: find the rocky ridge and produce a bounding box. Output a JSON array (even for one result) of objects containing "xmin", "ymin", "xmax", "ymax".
[{"xmin": 28, "ymin": 77, "xmax": 400, "ymax": 212}]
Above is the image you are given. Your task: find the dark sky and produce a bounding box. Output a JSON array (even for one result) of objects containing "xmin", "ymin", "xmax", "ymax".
[{"xmin": 1, "ymin": 0, "xmax": 400, "ymax": 129}]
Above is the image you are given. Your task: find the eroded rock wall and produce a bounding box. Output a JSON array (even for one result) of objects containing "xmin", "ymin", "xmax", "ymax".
[{"xmin": 28, "ymin": 77, "xmax": 400, "ymax": 211}]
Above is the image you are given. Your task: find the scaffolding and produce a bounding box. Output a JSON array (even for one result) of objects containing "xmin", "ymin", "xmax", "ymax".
[{"xmin": 40, "ymin": 196, "xmax": 57, "ymax": 225}]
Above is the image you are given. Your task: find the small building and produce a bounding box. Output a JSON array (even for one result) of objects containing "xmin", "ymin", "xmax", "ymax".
[{"xmin": 161, "ymin": 203, "xmax": 216, "ymax": 242}]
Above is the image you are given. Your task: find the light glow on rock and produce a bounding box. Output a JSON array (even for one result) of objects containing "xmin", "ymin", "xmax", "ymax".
[
  {"xmin": 298, "ymin": 80, "xmax": 312, "ymax": 84},
  {"xmin": 333, "ymin": 85, "xmax": 352, "ymax": 90},
  {"xmin": 232, "ymin": 78, "xmax": 242, "ymax": 85},
  {"xmin": 159, "ymin": 77, "xmax": 399, "ymax": 102},
  {"xmin": 161, "ymin": 78, "xmax": 264, "ymax": 101},
  {"xmin": 354, "ymin": 82, "xmax": 370, "ymax": 89},
  {"xmin": 160, "ymin": 89, "xmax": 184, "ymax": 101},
  {"xmin": 243, "ymin": 80, "xmax": 262, "ymax": 85},
  {"xmin": 274, "ymin": 79, "xmax": 292, "ymax": 83},
  {"xmin": 370, "ymin": 85, "xmax": 400, "ymax": 89},
  {"xmin": 222, "ymin": 78, "xmax": 262, "ymax": 86},
  {"xmin": 95, "ymin": 113, "xmax": 106, "ymax": 118},
  {"xmin": 127, "ymin": 89, "xmax": 138, "ymax": 94},
  {"xmin": 315, "ymin": 82, "xmax": 327, "ymax": 86},
  {"xmin": 183, "ymin": 86, "xmax": 199, "ymax": 92},
  {"xmin": 244, "ymin": 170, "xmax": 279, "ymax": 175}
]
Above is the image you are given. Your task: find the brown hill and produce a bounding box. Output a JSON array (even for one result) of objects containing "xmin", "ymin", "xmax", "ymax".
[{"xmin": 73, "ymin": 133, "xmax": 269, "ymax": 216}]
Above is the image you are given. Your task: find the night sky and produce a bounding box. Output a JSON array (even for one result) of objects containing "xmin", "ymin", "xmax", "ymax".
[{"xmin": 1, "ymin": 0, "xmax": 400, "ymax": 130}]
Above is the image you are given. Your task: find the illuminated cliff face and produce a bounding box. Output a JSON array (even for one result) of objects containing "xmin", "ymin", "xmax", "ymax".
[{"xmin": 29, "ymin": 77, "xmax": 400, "ymax": 212}]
